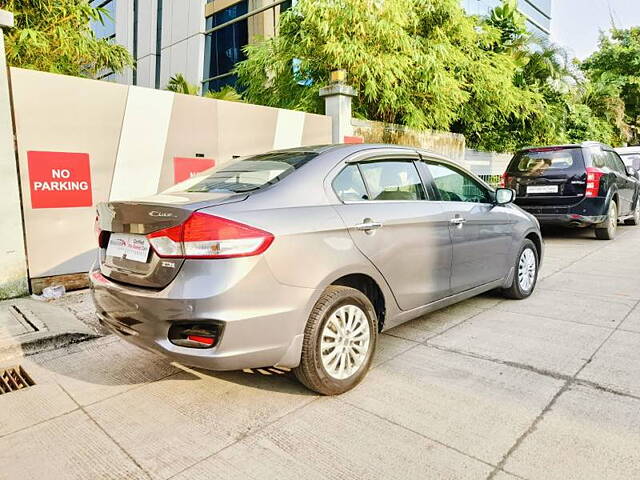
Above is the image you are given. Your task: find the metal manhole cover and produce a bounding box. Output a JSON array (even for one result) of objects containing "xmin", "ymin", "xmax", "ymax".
[{"xmin": 0, "ymin": 366, "xmax": 35, "ymax": 395}]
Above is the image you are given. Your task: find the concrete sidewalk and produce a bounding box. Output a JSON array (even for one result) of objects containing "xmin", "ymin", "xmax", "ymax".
[{"xmin": 1, "ymin": 226, "xmax": 640, "ymax": 479}]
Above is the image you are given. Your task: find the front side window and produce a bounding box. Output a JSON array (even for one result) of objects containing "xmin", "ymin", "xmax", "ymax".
[
  {"xmin": 358, "ymin": 161, "xmax": 426, "ymax": 201},
  {"xmin": 428, "ymin": 163, "xmax": 491, "ymax": 204},
  {"xmin": 166, "ymin": 151, "xmax": 317, "ymax": 194}
]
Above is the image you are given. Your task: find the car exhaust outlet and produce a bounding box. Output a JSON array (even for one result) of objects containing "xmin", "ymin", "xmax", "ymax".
[{"xmin": 168, "ymin": 323, "xmax": 222, "ymax": 349}]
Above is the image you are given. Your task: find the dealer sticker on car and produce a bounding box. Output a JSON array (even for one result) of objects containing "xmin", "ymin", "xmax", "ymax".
[
  {"xmin": 527, "ymin": 185, "xmax": 558, "ymax": 194},
  {"xmin": 106, "ymin": 233, "xmax": 151, "ymax": 263}
]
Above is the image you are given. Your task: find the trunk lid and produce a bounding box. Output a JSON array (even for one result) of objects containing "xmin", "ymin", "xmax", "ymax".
[
  {"xmin": 97, "ymin": 192, "xmax": 247, "ymax": 288},
  {"xmin": 505, "ymin": 147, "xmax": 587, "ymax": 207}
]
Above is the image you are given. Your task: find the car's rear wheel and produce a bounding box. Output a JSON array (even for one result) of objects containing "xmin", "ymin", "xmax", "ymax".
[
  {"xmin": 595, "ymin": 201, "xmax": 618, "ymax": 240},
  {"xmin": 624, "ymin": 200, "xmax": 640, "ymax": 226},
  {"xmin": 502, "ymin": 239, "xmax": 538, "ymax": 300},
  {"xmin": 294, "ymin": 286, "xmax": 377, "ymax": 395}
]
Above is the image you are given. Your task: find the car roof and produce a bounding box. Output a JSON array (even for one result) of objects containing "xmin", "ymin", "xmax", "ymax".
[
  {"xmin": 517, "ymin": 141, "xmax": 611, "ymax": 153},
  {"xmin": 615, "ymin": 146, "xmax": 640, "ymax": 155},
  {"xmin": 269, "ymin": 143, "xmax": 452, "ymax": 162}
]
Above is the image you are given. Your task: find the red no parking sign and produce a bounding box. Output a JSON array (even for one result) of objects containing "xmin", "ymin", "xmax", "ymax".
[{"xmin": 27, "ymin": 151, "xmax": 93, "ymax": 209}]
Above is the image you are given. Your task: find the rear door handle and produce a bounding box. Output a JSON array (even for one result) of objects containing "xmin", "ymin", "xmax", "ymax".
[
  {"xmin": 450, "ymin": 217, "xmax": 466, "ymax": 226},
  {"xmin": 354, "ymin": 220, "xmax": 383, "ymax": 231}
]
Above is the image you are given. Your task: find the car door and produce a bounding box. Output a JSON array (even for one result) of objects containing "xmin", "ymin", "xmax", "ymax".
[
  {"xmin": 608, "ymin": 150, "xmax": 635, "ymax": 214},
  {"xmin": 423, "ymin": 160, "xmax": 513, "ymax": 294},
  {"xmin": 331, "ymin": 151, "xmax": 452, "ymax": 311}
]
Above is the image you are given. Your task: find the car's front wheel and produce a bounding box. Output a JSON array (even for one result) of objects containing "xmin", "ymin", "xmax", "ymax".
[
  {"xmin": 624, "ymin": 200, "xmax": 640, "ymax": 226},
  {"xmin": 503, "ymin": 239, "xmax": 538, "ymax": 300},
  {"xmin": 294, "ymin": 286, "xmax": 377, "ymax": 395}
]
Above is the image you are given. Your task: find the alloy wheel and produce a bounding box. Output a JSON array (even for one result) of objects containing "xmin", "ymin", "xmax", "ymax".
[
  {"xmin": 608, "ymin": 202, "xmax": 618, "ymax": 236},
  {"xmin": 320, "ymin": 305, "xmax": 371, "ymax": 380},
  {"xmin": 518, "ymin": 247, "xmax": 536, "ymax": 292}
]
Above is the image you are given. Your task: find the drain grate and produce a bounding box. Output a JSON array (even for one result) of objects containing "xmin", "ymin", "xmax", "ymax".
[{"xmin": 0, "ymin": 366, "xmax": 35, "ymax": 395}]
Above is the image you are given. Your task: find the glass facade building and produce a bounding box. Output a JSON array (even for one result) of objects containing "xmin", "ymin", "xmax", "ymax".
[
  {"xmin": 90, "ymin": 0, "xmax": 117, "ymax": 81},
  {"xmin": 461, "ymin": 0, "xmax": 552, "ymax": 39}
]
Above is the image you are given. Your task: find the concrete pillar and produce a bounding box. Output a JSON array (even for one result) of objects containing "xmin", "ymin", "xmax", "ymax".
[
  {"xmin": 0, "ymin": 9, "xmax": 29, "ymax": 299},
  {"xmin": 319, "ymin": 82, "xmax": 357, "ymax": 144}
]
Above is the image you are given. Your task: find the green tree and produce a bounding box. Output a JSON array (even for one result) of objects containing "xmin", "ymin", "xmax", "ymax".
[
  {"xmin": 165, "ymin": 73, "xmax": 244, "ymax": 102},
  {"xmin": 236, "ymin": 0, "xmax": 540, "ymax": 138},
  {"xmin": 1, "ymin": 0, "xmax": 132, "ymax": 77},
  {"xmin": 582, "ymin": 27, "xmax": 640, "ymax": 143}
]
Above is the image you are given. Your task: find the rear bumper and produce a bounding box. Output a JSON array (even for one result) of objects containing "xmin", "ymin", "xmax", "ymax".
[
  {"xmin": 533, "ymin": 214, "xmax": 607, "ymax": 227},
  {"xmin": 89, "ymin": 257, "xmax": 319, "ymax": 371},
  {"xmin": 516, "ymin": 198, "xmax": 608, "ymax": 226}
]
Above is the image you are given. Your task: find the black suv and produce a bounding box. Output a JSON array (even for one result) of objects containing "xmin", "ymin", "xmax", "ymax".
[{"xmin": 503, "ymin": 142, "xmax": 640, "ymax": 240}]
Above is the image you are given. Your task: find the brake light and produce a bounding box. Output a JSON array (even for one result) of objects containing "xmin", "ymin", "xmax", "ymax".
[
  {"xmin": 147, "ymin": 212, "xmax": 274, "ymax": 259},
  {"xmin": 500, "ymin": 172, "xmax": 510, "ymax": 188},
  {"xmin": 586, "ymin": 167, "xmax": 604, "ymax": 197}
]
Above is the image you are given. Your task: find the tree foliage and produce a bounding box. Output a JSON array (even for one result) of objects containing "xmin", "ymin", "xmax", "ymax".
[
  {"xmin": 237, "ymin": 0, "xmax": 540, "ymax": 137},
  {"xmin": 165, "ymin": 73, "xmax": 244, "ymax": 102},
  {"xmin": 0, "ymin": 0, "xmax": 132, "ymax": 77},
  {"xmin": 582, "ymin": 27, "xmax": 640, "ymax": 144},
  {"xmin": 235, "ymin": 0, "xmax": 635, "ymax": 152}
]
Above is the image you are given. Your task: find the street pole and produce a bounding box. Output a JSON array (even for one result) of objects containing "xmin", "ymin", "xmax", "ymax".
[{"xmin": 0, "ymin": 9, "xmax": 29, "ymax": 299}]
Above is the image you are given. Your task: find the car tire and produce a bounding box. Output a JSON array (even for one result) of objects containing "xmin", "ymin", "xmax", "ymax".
[
  {"xmin": 294, "ymin": 286, "xmax": 377, "ymax": 395},
  {"xmin": 595, "ymin": 201, "xmax": 618, "ymax": 240},
  {"xmin": 624, "ymin": 200, "xmax": 640, "ymax": 226},
  {"xmin": 502, "ymin": 239, "xmax": 538, "ymax": 300}
]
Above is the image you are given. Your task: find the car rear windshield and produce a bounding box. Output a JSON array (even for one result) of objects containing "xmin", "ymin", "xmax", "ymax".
[
  {"xmin": 508, "ymin": 148, "xmax": 584, "ymax": 176},
  {"xmin": 167, "ymin": 151, "xmax": 319, "ymax": 193}
]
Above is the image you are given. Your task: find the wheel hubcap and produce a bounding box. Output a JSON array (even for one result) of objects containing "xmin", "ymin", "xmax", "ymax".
[
  {"xmin": 609, "ymin": 204, "xmax": 617, "ymax": 233},
  {"xmin": 518, "ymin": 248, "xmax": 536, "ymax": 292},
  {"xmin": 320, "ymin": 305, "xmax": 371, "ymax": 380}
]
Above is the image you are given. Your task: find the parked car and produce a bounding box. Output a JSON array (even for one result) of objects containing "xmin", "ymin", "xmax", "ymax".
[
  {"xmin": 616, "ymin": 146, "xmax": 640, "ymax": 171},
  {"xmin": 91, "ymin": 144, "xmax": 543, "ymax": 395},
  {"xmin": 502, "ymin": 142, "xmax": 640, "ymax": 240}
]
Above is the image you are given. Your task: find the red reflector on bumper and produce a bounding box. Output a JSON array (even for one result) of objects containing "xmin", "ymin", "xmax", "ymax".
[{"xmin": 187, "ymin": 335, "xmax": 214, "ymax": 346}]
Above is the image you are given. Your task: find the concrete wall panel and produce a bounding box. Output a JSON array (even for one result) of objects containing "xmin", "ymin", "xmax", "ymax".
[
  {"xmin": 0, "ymin": 38, "xmax": 28, "ymax": 298},
  {"xmin": 7, "ymin": 69, "xmax": 331, "ymax": 285},
  {"xmin": 109, "ymin": 87, "xmax": 175, "ymax": 201},
  {"xmin": 10, "ymin": 68, "xmax": 129, "ymax": 278},
  {"xmin": 158, "ymin": 93, "xmax": 220, "ymax": 191}
]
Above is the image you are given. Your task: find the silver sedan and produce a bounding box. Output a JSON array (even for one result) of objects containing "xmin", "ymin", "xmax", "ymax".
[{"xmin": 91, "ymin": 144, "xmax": 543, "ymax": 395}]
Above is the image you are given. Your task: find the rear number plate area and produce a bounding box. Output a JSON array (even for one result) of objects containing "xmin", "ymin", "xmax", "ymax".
[
  {"xmin": 106, "ymin": 233, "xmax": 151, "ymax": 263},
  {"xmin": 527, "ymin": 185, "xmax": 558, "ymax": 194}
]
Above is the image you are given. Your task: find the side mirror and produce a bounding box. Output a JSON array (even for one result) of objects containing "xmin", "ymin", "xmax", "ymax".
[{"xmin": 495, "ymin": 188, "xmax": 515, "ymax": 205}]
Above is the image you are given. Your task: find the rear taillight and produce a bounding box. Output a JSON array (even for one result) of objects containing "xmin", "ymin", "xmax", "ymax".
[
  {"xmin": 147, "ymin": 212, "xmax": 274, "ymax": 259},
  {"xmin": 500, "ymin": 173, "xmax": 510, "ymax": 188},
  {"xmin": 586, "ymin": 167, "xmax": 604, "ymax": 197}
]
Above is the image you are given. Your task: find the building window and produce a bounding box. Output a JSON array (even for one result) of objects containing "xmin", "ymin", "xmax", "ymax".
[
  {"xmin": 91, "ymin": 0, "xmax": 117, "ymax": 41},
  {"xmin": 91, "ymin": 0, "xmax": 117, "ymax": 81},
  {"xmin": 203, "ymin": 1, "xmax": 249, "ymax": 93}
]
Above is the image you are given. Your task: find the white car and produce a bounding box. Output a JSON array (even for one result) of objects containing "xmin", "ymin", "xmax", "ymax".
[{"xmin": 616, "ymin": 146, "xmax": 640, "ymax": 171}]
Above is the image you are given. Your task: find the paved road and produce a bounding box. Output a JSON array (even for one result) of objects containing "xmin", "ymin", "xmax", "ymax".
[{"xmin": 1, "ymin": 225, "xmax": 640, "ymax": 479}]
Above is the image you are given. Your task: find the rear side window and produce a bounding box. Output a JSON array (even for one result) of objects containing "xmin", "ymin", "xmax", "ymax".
[
  {"xmin": 359, "ymin": 161, "xmax": 427, "ymax": 201},
  {"xmin": 509, "ymin": 148, "xmax": 584, "ymax": 176},
  {"xmin": 166, "ymin": 151, "xmax": 318, "ymax": 193},
  {"xmin": 333, "ymin": 165, "xmax": 368, "ymax": 202},
  {"xmin": 607, "ymin": 151, "xmax": 626, "ymax": 174}
]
